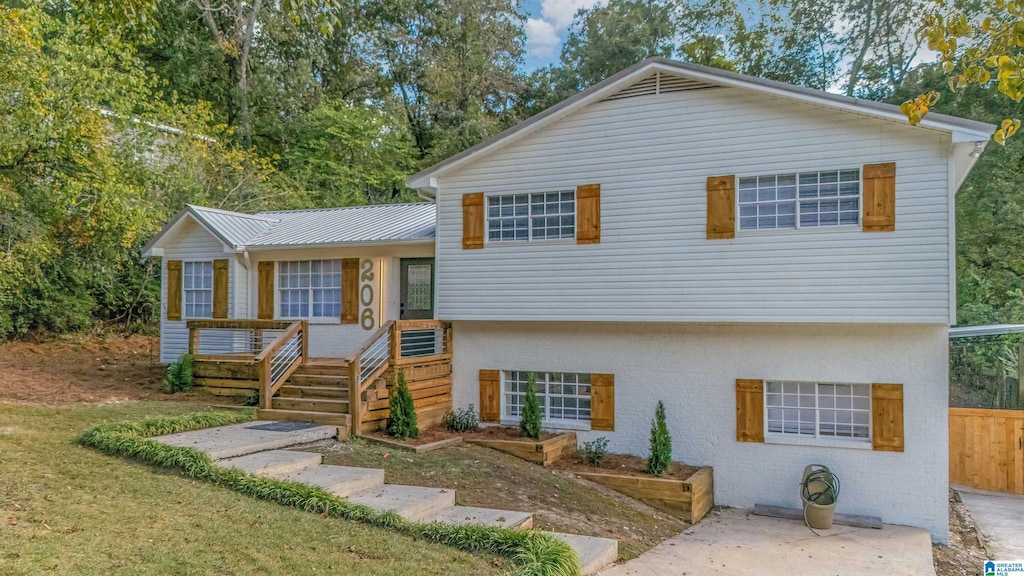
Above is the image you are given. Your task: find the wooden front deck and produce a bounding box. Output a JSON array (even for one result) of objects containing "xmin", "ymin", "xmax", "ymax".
[{"xmin": 188, "ymin": 319, "xmax": 453, "ymax": 434}]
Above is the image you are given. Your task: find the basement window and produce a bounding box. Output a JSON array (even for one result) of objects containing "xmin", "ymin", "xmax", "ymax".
[
  {"xmin": 502, "ymin": 371, "xmax": 591, "ymax": 427},
  {"xmin": 738, "ymin": 169, "xmax": 860, "ymax": 231},
  {"xmin": 765, "ymin": 381, "xmax": 871, "ymax": 446}
]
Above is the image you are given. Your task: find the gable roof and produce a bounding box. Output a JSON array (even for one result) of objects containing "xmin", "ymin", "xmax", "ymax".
[
  {"xmin": 142, "ymin": 202, "xmax": 435, "ymax": 256},
  {"xmin": 407, "ymin": 57, "xmax": 996, "ymax": 190}
]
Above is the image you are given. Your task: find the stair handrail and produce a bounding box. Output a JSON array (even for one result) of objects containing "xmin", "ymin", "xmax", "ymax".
[
  {"xmin": 258, "ymin": 320, "xmax": 308, "ymax": 409},
  {"xmin": 345, "ymin": 321, "xmax": 395, "ymax": 434}
]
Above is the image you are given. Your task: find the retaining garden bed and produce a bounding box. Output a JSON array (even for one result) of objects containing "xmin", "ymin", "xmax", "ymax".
[
  {"xmin": 462, "ymin": 426, "xmax": 576, "ymax": 466},
  {"xmin": 362, "ymin": 428, "xmax": 464, "ymax": 453}
]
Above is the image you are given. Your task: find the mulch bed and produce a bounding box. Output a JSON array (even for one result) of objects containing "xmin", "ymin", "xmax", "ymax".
[
  {"xmin": 551, "ymin": 450, "xmax": 701, "ymax": 481},
  {"xmin": 462, "ymin": 425, "xmax": 558, "ymax": 442},
  {"xmin": 363, "ymin": 425, "xmax": 558, "ymax": 448},
  {"xmin": 363, "ymin": 426, "xmax": 456, "ymax": 447}
]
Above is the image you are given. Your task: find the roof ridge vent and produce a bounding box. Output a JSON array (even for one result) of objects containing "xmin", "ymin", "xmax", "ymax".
[{"xmin": 602, "ymin": 71, "xmax": 714, "ymax": 101}]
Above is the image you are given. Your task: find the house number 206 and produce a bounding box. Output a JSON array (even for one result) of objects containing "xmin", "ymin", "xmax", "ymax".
[{"xmin": 360, "ymin": 259, "xmax": 375, "ymax": 330}]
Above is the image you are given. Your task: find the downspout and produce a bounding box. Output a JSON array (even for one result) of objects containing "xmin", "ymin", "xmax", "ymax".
[{"xmin": 416, "ymin": 189, "xmax": 435, "ymax": 203}]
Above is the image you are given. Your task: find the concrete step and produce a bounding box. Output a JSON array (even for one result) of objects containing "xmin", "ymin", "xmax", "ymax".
[
  {"xmin": 153, "ymin": 421, "xmax": 338, "ymax": 459},
  {"xmin": 257, "ymin": 409, "xmax": 351, "ymax": 429},
  {"xmin": 427, "ymin": 506, "xmax": 533, "ymax": 530},
  {"xmin": 545, "ymin": 532, "xmax": 618, "ymax": 576},
  {"xmin": 218, "ymin": 449, "xmax": 322, "ymax": 476},
  {"xmin": 271, "ymin": 397, "xmax": 349, "ymax": 414},
  {"xmin": 346, "ymin": 484, "xmax": 456, "ymax": 522},
  {"xmin": 273, "ymin": 465, "xmax": 385, "ymax": 498},
  {"xmin": 278, "ymin": 385, "xmax": 348, "ymax": 399}
]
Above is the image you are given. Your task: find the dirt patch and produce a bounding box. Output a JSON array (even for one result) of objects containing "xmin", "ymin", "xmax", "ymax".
[
  {"xmin": 463, "ymin": 425, "xmax": 557, "ymax": 442},
  {"xmin": 552, "ymin": 451, "xmax": 701, "ymax": 482},
  {"xmin": 363, "ymin": 426, "xmax": 456, "ymax": 446},
  {"xmin": 0, "ymin": 334, "xmax": 224, "ymax": 406},
  {"xmin": 934, "ymin": 489, "xmax": 990, "ymax": 576}
]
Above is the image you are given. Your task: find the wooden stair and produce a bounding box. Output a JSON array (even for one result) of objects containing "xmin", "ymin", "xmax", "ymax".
[{"xmin": 258, "ymin": 360, "xmax": 353, "ymax": 430}]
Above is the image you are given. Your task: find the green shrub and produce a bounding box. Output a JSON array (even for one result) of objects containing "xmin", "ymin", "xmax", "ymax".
[
  {"xmin": 77, "ymin": 410, "xmax": 580, "ymax": 576},
  {"xmin": 646, "ymin": 400, "xmax": 672, "ymax": 476},
  {"xmin": 581, "ymin": 437, "xmax": 609, "ymax": 466},
  {"xmin": 442, "ymin": 404, "xmax": 479, "ymax": 433},
  {"xmin": 163, "ymin": 353, "xmax": 194, "ymax": 393},
  {"xmin": 519, "ymin": 372, "xmax": 542, "ymax": 440},
  {"xmin": 386, "ymin": 369, "xmax": 418, "ymax": 440}
]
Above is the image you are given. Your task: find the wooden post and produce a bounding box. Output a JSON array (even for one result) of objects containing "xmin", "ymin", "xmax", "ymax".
[
  {"xmin": 300, "ymin": 320, "xmax": 309, "ymax": 362},
  {"xmin": 1017, "ymin": 340, "xmax": 1024, "ymax": 409},
  {"xmin": 253, "ymin": 328, "xmax": 263, "ymax": 353},
  {"xmin": 349, "ymin": 357, "xmax": 362, "ymax": 435},
  {"xmin": 444, "ymin": 322, "xmax": 452, "ymax": 355},
  {"xmin": 188, "ymin": 326, "xmax": 200, "ymax": 355},
  {"xmin": 389, "ymin": 323, "xmax": 400, "ymax": 362},
  {"xmin": 260, "ymin": 356, "xmax": 272, "ymax": 410}
]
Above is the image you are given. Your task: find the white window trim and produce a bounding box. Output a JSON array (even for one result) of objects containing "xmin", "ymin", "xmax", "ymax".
[
  {"xmin": 484, "ymin": 190, "xmax": 577, "ymax": 245},
  {"xmin": 181, "ymin": 259, "xmax": 214, "ymax": 320},
  {"xmin": 498, "ymin": 370, "xmax": 593, "ymax": 431},
  {"xmin": 734, "ymin": 169, "xmax": 863, "ymax": 235},
  {"xmin": 274, "ymin": 260, "xmax": 344, "ymax": 323},
  {"xmin": 762, "ymin": 380, "xmax": 873, "ymax": 450}
]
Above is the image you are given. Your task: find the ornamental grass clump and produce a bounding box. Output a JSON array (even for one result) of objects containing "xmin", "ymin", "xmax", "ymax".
[
  {"xmin": 519, "ymin": 372, "xmax": 542, "ymax": 440},
  {"xmin": 386, "ymin": 369, "xmax": 418, "ymax": 440},
  {"xmin": 646, "ymin": 401, "xmax": 672, "ymax": 476}
]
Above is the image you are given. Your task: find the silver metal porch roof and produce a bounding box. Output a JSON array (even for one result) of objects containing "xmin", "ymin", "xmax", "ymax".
[{"xmin": 249, "ymin": 203, "xmax": 436, "ymax": 247}]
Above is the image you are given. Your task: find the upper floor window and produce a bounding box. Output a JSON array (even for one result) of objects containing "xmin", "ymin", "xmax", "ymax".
[
  {"xmin": 738, "ymin": 169, "xmax": 860, "ymax": 231},
  {"xmin": 278, "ymin": 260, "xmax": 342, "ymax": 319},
  {"xmin": 182, "ymin": 261, "xmax": 213, "ymax": 318},
  {"xmin": 487, "ymin": 191, "xmax": 575, "ymax": 242},
  {"xmin": 765, "ymin": 381, "xmax": 871, "ymax": 443}
]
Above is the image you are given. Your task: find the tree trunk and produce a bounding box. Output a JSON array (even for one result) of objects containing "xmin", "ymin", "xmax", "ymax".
[{"xmin": 845, "ymin": 0, "xmax": 875, "ymax": 97}]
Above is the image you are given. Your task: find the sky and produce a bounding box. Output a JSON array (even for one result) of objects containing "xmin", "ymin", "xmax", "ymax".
[{"xmin": 522, "ymin": 0, "xmax": 605, "ymax": 71}]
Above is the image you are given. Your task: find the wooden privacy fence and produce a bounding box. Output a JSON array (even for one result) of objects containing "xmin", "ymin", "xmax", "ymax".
[{"xmin": 949, "ymin": 408, "xmax": 1024, "ymax": 494}]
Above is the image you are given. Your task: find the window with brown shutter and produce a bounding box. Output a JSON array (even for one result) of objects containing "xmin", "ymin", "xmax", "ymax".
[
  {"xmin": 341, "ymin": 258, "xmax": 359, "ymax": 324},
  {"xmin": 707, "ymin": 175, "xmax": 736, "ymax": 239},
  {"xmin": 479, "ymin": 369, "xmax": 500, "ymax": 422},
  {"xmin": 463, "ymin": 193, "xmax": 485, "ymax": 249},
  {"xmin": 871, "ymin": 383, "xmax": 904, "ymax": 452},
  {"xmin": 862, "ymin": 162, "xmax": 896, "ymax": 232},
  {"xmin": 166, "ymin": 260, "xmax": 182, "ymax": 321},
  {"xmin": 257, "ymin": 261, "xmax": 275, "ymax": 319},
  {"xmin": 212, "ymin": 259, "xmax": 229, "ymax": 319},
  {"xmin": 736, "ymin": 379, "xmax": 765, "ymax": 442},
  {"xmin": 576, "ymin": 184, "xmax": 601, "ymax": 244},
  {"xmin": 590, "ymin": 373, "xmax": 615, "ymax": 430}
]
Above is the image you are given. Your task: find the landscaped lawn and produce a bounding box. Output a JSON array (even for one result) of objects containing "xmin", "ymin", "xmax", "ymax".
[
  {"xmin": 304, "ymin": 437, "xmax": 689, "ymax": 561},
  {"xmin": 0, "ymin": 402, "xmax": 498, "ymax": 576}
]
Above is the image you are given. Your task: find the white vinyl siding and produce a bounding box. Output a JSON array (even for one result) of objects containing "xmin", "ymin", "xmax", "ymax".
[
  {"xmin": 182, "ymin": 261, "xmax": 213, "ymax": 318},
  {"xmin": 435, "ymin": 86, "xmax": 952, "ymax": 324},
  {"xmin": 764, "ymin": 381, "xmax": 871, "ymax": 443},
  {"xmin": 487, "ymin": 191, "xmax": 575, "ymax": 242},
  {"xmin": 278, "ymin": 260, "xmax": 342, "ymax": 320},
  {"xmin": 502, "ymin": 370, "xmax": 592, "ymax": 426}
]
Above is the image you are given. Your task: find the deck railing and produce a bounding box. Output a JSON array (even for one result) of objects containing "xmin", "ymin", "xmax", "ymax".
[
  {"xmin": 347, "ymin": 320, "xmax": 452, "ymax": 434},
  {"xmin": 254, "ymin": 320, "xmax": 308, "ymax": 409}
]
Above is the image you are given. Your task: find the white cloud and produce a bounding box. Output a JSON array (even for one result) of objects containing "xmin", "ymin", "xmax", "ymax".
[
  {"xmin": 525, "ymin": 18, "xmax": 561, "ymax": 59},
  {"xmin": 540, "ymin": 0, "xmax": 603, "ymax": 30}
]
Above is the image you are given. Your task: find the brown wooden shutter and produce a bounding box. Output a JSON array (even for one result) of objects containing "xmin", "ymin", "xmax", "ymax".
[
  {"xmin": 576, "ymin": 184, "xmax": 601, "ymax": 244},
  {"xmin": 479, "ymin": 369, "xmax": 501, "ymax": 423},
  {"xmin": 736, "ymin": 379, "xmax": 765, "ymax": 442},
  {"xmin": 341, "ymin": 258, "xmax": 359, "ymax": 324},
  {"xmin": 707, "ymin": 175, "xmax": 736, "ymax": 239},
  {"xmin": 257, "ymin": 261, "xmax": 275, "ymax": 320},
  {"xmin": 212, "ymin": 259, "xmax": 229, "ymax": 319},
  {"xmin": 862, "ymin": 162, "xmax": 896, "ymax": 232},
  {"xmin": 463, "ymin": 193, "xmax": 485, "ymax": 249},
  {"xmin": 872, "ymin": 383, "xmax": 904, "ymax": 452},
  {"xmin": 166, "ymin": 260, "xmax": 182, "ymax": 321},
  {"xmin": 590, "ymin": 373, "xmax": 615, "ymax": 431}
]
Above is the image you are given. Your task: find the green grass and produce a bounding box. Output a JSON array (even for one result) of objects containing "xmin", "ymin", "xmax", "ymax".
[
  {"xmin": 314, "ymin": 438, "xmax": 689, "ymax": 560},
  {"xmin": 0, "ymin": 402, "xmax": 499, "ymax": 576}
]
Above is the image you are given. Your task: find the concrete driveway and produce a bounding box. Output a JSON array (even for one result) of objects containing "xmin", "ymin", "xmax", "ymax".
[
  {"xmin": 956, "ymin": 485, "xmax": 1024, "ymax": 560},
  {"xmin": 599, "ymin": 508, "xmax": 936, "ymax": 576}
]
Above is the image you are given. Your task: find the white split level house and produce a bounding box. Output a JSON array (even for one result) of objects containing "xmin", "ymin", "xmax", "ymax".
[{"xmin": 144, "ymin": 57, "xmax": 996, "ymax": 542}]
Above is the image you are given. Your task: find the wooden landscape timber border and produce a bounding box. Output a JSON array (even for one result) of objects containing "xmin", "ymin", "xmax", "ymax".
[
  {"xmin": 362, "ymin": 435, "xmax": 464, "ymax": 454},
  {"xmin": 359, "ymin": 355, "xmax": 453, "ymax": 435},
  {"xmin": 465, "ymin": 432, "xmax": 577, "ymax": 467},
  {"xmin": 574, "ymin": 467, "xmax": 714, "ymax": 524}
]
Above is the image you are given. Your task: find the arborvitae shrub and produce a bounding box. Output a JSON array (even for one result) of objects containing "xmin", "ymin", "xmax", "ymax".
[
  {"xmin": 519, "ymin": 372, "xmax": 542, "ymax": 440},
  {"xmin": 646, "ymin": 400, "xmax": 672, "ymax": 476},
  {"xmin": 386, "ymin": 369, "xmax": 418, "ymax": 439},
  {"xmin": 163, "ymin": 353, "xmax": 194, "ymax": 393}
]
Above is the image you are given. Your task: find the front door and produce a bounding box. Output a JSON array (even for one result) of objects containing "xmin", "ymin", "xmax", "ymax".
[{"xmin": 400, "ymin": 258, "xmax": 435, "ymax": 320}]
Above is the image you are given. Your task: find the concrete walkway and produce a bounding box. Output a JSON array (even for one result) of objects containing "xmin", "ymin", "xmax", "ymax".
[
  {"xmin": 599, "ymin": 508, "xmax": 936, "ymax": 576},
  {"xmin": 957, "ymin": 485, "xmax": 1024, "ymax": 560}
]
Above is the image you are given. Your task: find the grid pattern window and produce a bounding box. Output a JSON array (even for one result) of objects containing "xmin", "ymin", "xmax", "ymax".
[
  {"xmin": 503, "ymin": 371, "xmax": 591, "ymax": 424},
  {"xmin": 278, "ymin": 260, "xmax": 342, "ymax": 319},
  {"xmin": 182, "ymin": 261, "xmax": 213, "ymax": 319},
  {"xmin": 765, "ymin": 381, "xmax": 871, "ymax": 441},
  {"xmin": 738, "ymin": 169, "xmax": 860, "ymax": 231},
  {"xmin": 487, "ymin": 191, "xmax": 575, "ymax": 242}
]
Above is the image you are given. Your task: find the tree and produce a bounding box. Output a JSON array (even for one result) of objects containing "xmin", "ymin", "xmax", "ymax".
[
  {"xmin": 519, "ymin": 372, "xmax": 542, "ymax": 440},
  {"xmin": 905, "ymin": 0, "xmax": 1023, "ymax": 142},
  {"xmin": 646, "ymin": 401, "xmax": 672, "ymax": 475},
  {"xmin": 387, "ymin": 369, "xmax": 419, "ymax": 439}
]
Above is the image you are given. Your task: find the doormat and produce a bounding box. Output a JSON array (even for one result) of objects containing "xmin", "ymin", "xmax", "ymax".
[{"xmin": 246, "ymin": 422, "xmax": 322, "ymax": 432}]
